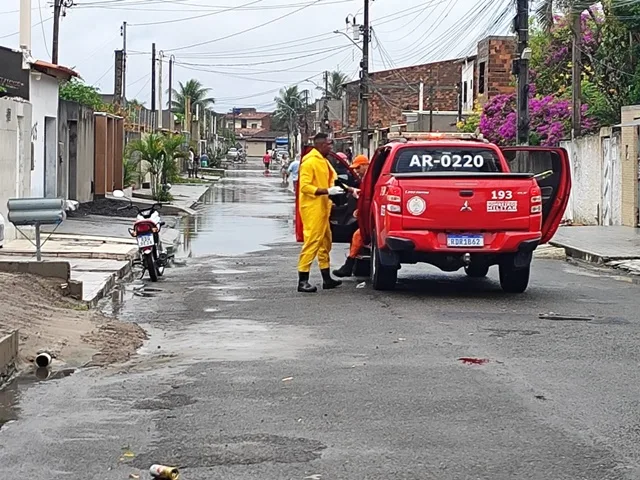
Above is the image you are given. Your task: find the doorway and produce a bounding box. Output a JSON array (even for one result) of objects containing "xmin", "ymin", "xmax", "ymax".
[{"xmin": 43, "ymin": 116, "xmax": 57, "ymax": 198}]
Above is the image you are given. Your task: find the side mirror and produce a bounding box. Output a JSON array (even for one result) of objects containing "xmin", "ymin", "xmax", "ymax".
[{"xmin": 112, "ymin": 190, "xmax": 125, "ymax": 198}]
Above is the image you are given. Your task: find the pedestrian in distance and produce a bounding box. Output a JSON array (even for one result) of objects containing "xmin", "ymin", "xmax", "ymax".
[
  {"xmin": 287, "ymin": 154, "xmax": 301, "ymax": 193},
  {"xmin": 187, "ymin": 148, "xmax": 195, "ymax": 178},
  {"xmin": 297, "ymin": 132, "xmax": 345, "ymax": 293},
  {"xmin": 280, "ymin": 153, "xmax": 290, "ymax": 186},
  {"xmin": 193, "ymin": 151, "xmax": 200, "ymax": 178},
  {"xmin": 263, "ymin": 149, "xmax": 272, "ymax": 174}
]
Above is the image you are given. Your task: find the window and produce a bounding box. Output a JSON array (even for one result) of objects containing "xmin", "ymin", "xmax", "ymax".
[
  {"xmin": 226, "ymin": 122, "xmax": 233, "ymax": 129},
  {"xmin": 463, "ymin": 81, "xmax": 468, "ymax": 104},
  {"xmin": 478, "ymin": 62, "xmax": 486, "ymax": 94},
  {"xmin": 251, "ymin": 123, "xmax": 258, "ymax": 129},
  {"xmin": 328, "ymin": 155, "xmax": 357, "ymax": 187},
  {"xmin": 241, "ymin": 119, "xmax": 247, "ymax": 128},
  {"xmin": 391, "ymin": 147, "xmax": 501, "ymax": 173}
]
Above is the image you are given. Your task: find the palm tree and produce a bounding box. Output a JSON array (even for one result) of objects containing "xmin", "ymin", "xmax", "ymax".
[
  {"xmin": 273, "ymin": 85, "xmax": 305, "ymax": 141},
  {"xmin": 126, "ymin": 133, "xmax": 166, "ymax": 199},
  {"xmin": 535, "ymin": 0, "xmax": 597, "ymax": 32},
  {"xmin": 316, "ymin": 70, "xmax": 350, "ymax": 100},
  {"xmin": 169, "ymin": 79, "xmax": 214, "ymax": 115}
]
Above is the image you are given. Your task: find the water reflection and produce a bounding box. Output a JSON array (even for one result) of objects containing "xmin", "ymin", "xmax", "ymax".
[{"xmin": 178, "ymin": 170, "xmax": 294, "ymax": 257}]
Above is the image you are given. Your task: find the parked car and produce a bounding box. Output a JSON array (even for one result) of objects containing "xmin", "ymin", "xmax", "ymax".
[
  {"xmin": 295, "ymin": 132, "xmax": 571, "ymax": 293},
  {"xmin": 226, "ymin": 147, "xmax": 239, "ymax": 160}
]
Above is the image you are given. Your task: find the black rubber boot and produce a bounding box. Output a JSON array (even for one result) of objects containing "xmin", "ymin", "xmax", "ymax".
[
  {"xmin": 297, "ymin": 271, "xmax": 317, "ymax": 293},
  {"xmin": 321, "ymin": 268, "xmax": 342, "ymax": 289},
  {"xmin": 333, "ymin": 257, "xmax": 356, "ymax": 278}
]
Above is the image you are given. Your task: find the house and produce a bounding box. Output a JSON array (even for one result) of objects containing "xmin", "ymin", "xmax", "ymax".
[
  {"xmin": 236, "ymin": 129, "xmax": 288, "ymax": 157},
  {"xmin": 224, "ymin": 108, "xmax": 271, "ymax": 131}
]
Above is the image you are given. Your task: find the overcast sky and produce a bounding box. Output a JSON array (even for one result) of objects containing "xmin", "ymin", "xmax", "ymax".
[{"xmin": 0, "ymin": 0, "xmax": 511, "ymax": 112}]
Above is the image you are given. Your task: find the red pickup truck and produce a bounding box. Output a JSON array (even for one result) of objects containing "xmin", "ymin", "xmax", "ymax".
[{"xmin": 295, "ymin": 132, "xmax": 571, "ymax": 294}]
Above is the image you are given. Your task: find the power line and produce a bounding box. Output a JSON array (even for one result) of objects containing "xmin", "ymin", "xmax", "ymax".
[
  {"xmin": 162, "ymin": 0, "xmax": 324, "ymax": 52},
  {"xmin": 37, "ymin": 0, "xmax": 52, "ymax": 60},
  {"xmin": 127, "ymin": 0, "xmax": 262, "ymax": 27}
]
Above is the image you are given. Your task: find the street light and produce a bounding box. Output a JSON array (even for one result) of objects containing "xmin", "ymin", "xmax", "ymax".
[{"xmin": 333, "ymin": 30, "xmax": 363, "ymax": 51}]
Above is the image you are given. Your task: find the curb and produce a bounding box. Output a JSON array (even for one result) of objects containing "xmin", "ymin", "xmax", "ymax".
[
  {"xmin": 84, "ymin": 258, "xmax": 133, "ymax": 308},
  {"xmin": 549, "ymin": 241, "xmax": 640, "ymax": 265},
  {"xmin": 189, "ymin": 183, "xmax": 215, "ymax": 210}
]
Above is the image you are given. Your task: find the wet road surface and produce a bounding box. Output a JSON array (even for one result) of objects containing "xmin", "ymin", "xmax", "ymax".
[{"xmin": 2, "ymin": 161, "xmax": 640, "ymax": 479}]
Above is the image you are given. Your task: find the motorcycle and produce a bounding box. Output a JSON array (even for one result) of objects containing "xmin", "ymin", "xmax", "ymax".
[{"xmin": 113, "ymin": 189, "xmax": 172, "ymax": 282}]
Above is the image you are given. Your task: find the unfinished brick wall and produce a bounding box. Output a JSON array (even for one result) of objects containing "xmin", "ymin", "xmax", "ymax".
[
  {"xmin": 475, "ymin": 36, "xmax": 516, "ymax": 106},
  {"xmin": 343, "ymin": 59, "xmax": 462, "ymax": 130}
]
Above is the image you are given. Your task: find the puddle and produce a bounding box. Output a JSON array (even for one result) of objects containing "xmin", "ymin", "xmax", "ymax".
[
  {"xmin": 204, "ymin": 307, "xmax": 221, "ymax": 313},
  {"xmin": 0, "ymin": 368, "xmax": 75, "ymax": 429},
  {"xmin": 214, "ymin": 295, "xmax": 255, "ymax": 302},
  {"xmin": 207, "ymin": 285, "xmax": 245, "ymax": 291},
  {"xmin": 211, "ymin": 269, "xmax": 248, "ymax": 275},
  {"xmin": 139, "ymin": 319, "xmax": 321, "ymax": 362}
]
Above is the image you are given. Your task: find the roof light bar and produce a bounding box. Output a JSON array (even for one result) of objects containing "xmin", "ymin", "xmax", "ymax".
[{"xmin": 386, "ymin": 132, "xmax": 488, "ymax": 142}]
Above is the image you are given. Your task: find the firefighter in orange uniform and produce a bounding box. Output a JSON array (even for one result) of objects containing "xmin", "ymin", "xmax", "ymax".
[{"xmin": 333, "ymin": 154, "xmax": 370, "ymax": 277}]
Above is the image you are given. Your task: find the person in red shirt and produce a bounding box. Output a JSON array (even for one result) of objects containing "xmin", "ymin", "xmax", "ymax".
[{"xmin": 263, "ymin": 150, "xmax": 272, "ymax": 173}]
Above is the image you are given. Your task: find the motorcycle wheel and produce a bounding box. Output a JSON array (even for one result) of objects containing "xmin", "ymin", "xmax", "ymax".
[{"xmin": 145, "ymin": 254, "xmax": 158, "ymax": 282}]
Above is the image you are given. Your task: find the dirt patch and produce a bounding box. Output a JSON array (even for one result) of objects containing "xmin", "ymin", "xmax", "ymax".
[
  {"xmin": 67, "ymin": 197, "xmax": 138, "ymax": 219},
  {"xmin": 0, "ymin": 273, "xmax": 146, "ymax": 369}
]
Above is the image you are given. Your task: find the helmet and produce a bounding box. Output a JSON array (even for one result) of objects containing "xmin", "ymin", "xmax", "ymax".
[{"xmin": 336, "ymin": 152, "xmax": 348, "ymax": 161}]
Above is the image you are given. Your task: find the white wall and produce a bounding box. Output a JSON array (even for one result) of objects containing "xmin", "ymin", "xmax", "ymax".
[
  {"xmin": 29, "ymin": 72, "xmax": 59, "ymax": 198},
  {"xmin": 560, "ymin": 133, "xmax": 605, "ymax": 225},
  {"xmin": 461, "ymin": 60, "xmax": 475, "ymax": 113},
  {"xmin": 0, "ymin": 97, "xmax": 33, "ymax": 242}
]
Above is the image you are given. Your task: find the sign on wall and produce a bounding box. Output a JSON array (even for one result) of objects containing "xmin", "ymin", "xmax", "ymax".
[{"xmin": 0, "ymin": 47, "xmax": 30, "ymax": 101}]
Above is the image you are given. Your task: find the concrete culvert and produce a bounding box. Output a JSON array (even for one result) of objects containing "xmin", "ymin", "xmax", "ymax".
[{"xmin": 35, "ymin": 352, "xmax": 52, "ymax": 368}]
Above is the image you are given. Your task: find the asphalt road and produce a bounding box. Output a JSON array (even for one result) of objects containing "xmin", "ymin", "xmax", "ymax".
[{"xmin": 2, "ymin": 165, "xmax": 640, "ymax": 479}]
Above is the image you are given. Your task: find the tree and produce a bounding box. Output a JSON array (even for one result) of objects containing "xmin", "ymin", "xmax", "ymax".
[
  {"xmin": 59, "ymin": 79, "xmax": 104, "ymax": 110},
  {"xmin": 273, "ymin": 85, "xmax": 305, "ymax": 144},
  {"xmin": 317, "ymin": 70, "xmax": 350, "ymax": 99},
  {"xmin": 169, "ymin": 79, "xmax": 214, "ymax": 115}
]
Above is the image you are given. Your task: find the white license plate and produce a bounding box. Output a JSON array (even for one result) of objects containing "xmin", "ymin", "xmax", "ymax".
[
  {"xmin": 446, "ymin": 234, "xmax": 484, "ymax": 248},
  {"xmin": 137, "ymin": 234, "xmax": 154, "ymax": 247}
]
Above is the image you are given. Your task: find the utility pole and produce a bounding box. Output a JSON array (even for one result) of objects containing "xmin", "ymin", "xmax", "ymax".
[
  {"xmin": 572, "ymin": 12, "xmax": 582, "ymax": 138},
  {"xmin": 151, "ymin": 43, "xmax": 156, "ymax": 125},
  {"xmin": 360, "ymin": 0, "xmax": 370, "ymax": 155},
  {"xmin": 168, "ymin": 55, "xmax": 175, "ymax": 125},
  {"xmin": 52, "ymin": 0, "xmax": 73, "ymax": 64},
  {"xmin": 514, "ymin": 0, "xmax": 530, "ymax": 145},
  {"xmin": 428, "ymin": 85, "xmax": 434, "ymax": 132},
  {"xmin": 158, "ymin": 51, "xmax": 163, "ymax": 130},
  {"xmin": 121, "ymin": 21, "xmax": 127, "ymax": 101},
  {"xmin": 456, "ymin": 81, "xmax": 463, "ymax": 123}
]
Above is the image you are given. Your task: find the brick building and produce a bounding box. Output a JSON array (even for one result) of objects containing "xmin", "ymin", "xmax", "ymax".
[
  {"xmin": 475, "ymin": 36, "xmax": 517, "ymax": 106},
  {"xmin": 340, "ymin": 35, "xmax": 517, "ymax": 153}
]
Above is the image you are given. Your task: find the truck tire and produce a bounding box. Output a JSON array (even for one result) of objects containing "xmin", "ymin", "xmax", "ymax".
[
  {"xmin": 499, "ymin": 263, "xmax": 530, "ymax": 293},
  {"xmin": 371, "ymin": 231, "xmax": 397, "ymax": 291},
  {"xmin": 465, "ymin": 264, "xmax": 489, "ymax": 278},
  {"xmin": 353, "ymin": 257, "xmax": 371, "ymax": 277}
]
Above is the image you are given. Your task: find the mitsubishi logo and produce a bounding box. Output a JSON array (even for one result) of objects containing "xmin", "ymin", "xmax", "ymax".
[{"xmin": 460, "ymin": 201, "xmax": 472, "ymax": 212}]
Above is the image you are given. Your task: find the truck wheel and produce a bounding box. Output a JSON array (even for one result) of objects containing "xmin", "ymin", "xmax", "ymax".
[
  {"xmin": 499, "ymin": 263, "xmax": 530, "ymax": 293},
  {"xmin": 353, "ymin": 257, "xmax": 371, "ymax": 277},
  {"xmin": 465, "ymin": 264, "xmax": 489, "ymax": 278},
  {"xmin": 370, "ymin": 232, "xmax": 397, "ymax": 291}
]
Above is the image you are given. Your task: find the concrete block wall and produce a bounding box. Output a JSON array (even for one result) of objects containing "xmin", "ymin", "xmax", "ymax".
[{"xmin": 620, "ymin": 106, "xmax": 640, "ymax": 226}]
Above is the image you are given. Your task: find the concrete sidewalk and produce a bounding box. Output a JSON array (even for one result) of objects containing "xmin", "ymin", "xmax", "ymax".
[
  {"xmin": 0, "ymin": 217, "xmax": 182, "ymax": 305},
  {"xmin": 132, "ymin": 183, "xmax": 212, "ymax": 215},
  {"xmin": 550, "ymin": 225, "xmax": 640, "ymax": 275}
]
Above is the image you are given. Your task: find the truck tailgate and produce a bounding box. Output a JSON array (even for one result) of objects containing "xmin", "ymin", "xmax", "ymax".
[{"xmin": 395, "ymin": 173, "xmax": 533, "ymax": 231}]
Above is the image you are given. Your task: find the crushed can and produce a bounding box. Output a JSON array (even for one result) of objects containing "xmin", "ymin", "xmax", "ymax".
[{"xmin": 149, "ymin": 464, "xmax": 179, "ymax": 480}]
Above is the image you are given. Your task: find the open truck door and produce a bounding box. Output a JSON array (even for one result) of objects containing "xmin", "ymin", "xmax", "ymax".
[
  {"xmin": 295, "ymin": 148, "xmax": 360, "ymax": 243},
  {"xmin": 501, "ymin": 147, "xmax": 571, "ymax": 244}
]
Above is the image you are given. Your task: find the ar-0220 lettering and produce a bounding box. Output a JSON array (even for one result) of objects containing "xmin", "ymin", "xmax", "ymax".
[
  {"xmin": 409, "ymin": 154, "xmax": 485, "ymax": 169},
  {"xmin": 490, "ymin": 189, "xmax": 513, "ymax": 200}
]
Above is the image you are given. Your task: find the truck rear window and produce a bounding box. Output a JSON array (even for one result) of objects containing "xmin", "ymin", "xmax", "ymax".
[{"xmin": 391, "ymin": 147, "xmax": 502, "ymax": 173}]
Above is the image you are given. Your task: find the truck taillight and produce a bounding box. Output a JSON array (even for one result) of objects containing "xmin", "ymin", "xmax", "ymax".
[
  {"xmin": 385, "ymin": 186, "xmax": 403, "ymax": 213},
  {"xmin": 530, "ymin": 191, "xmax": 542, "ymax": 214}
]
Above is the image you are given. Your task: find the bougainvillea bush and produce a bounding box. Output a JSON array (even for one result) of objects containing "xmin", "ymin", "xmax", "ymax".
[{"xmin": 478, "ymin": 89, "xmax": 596, "ymax": 147}]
